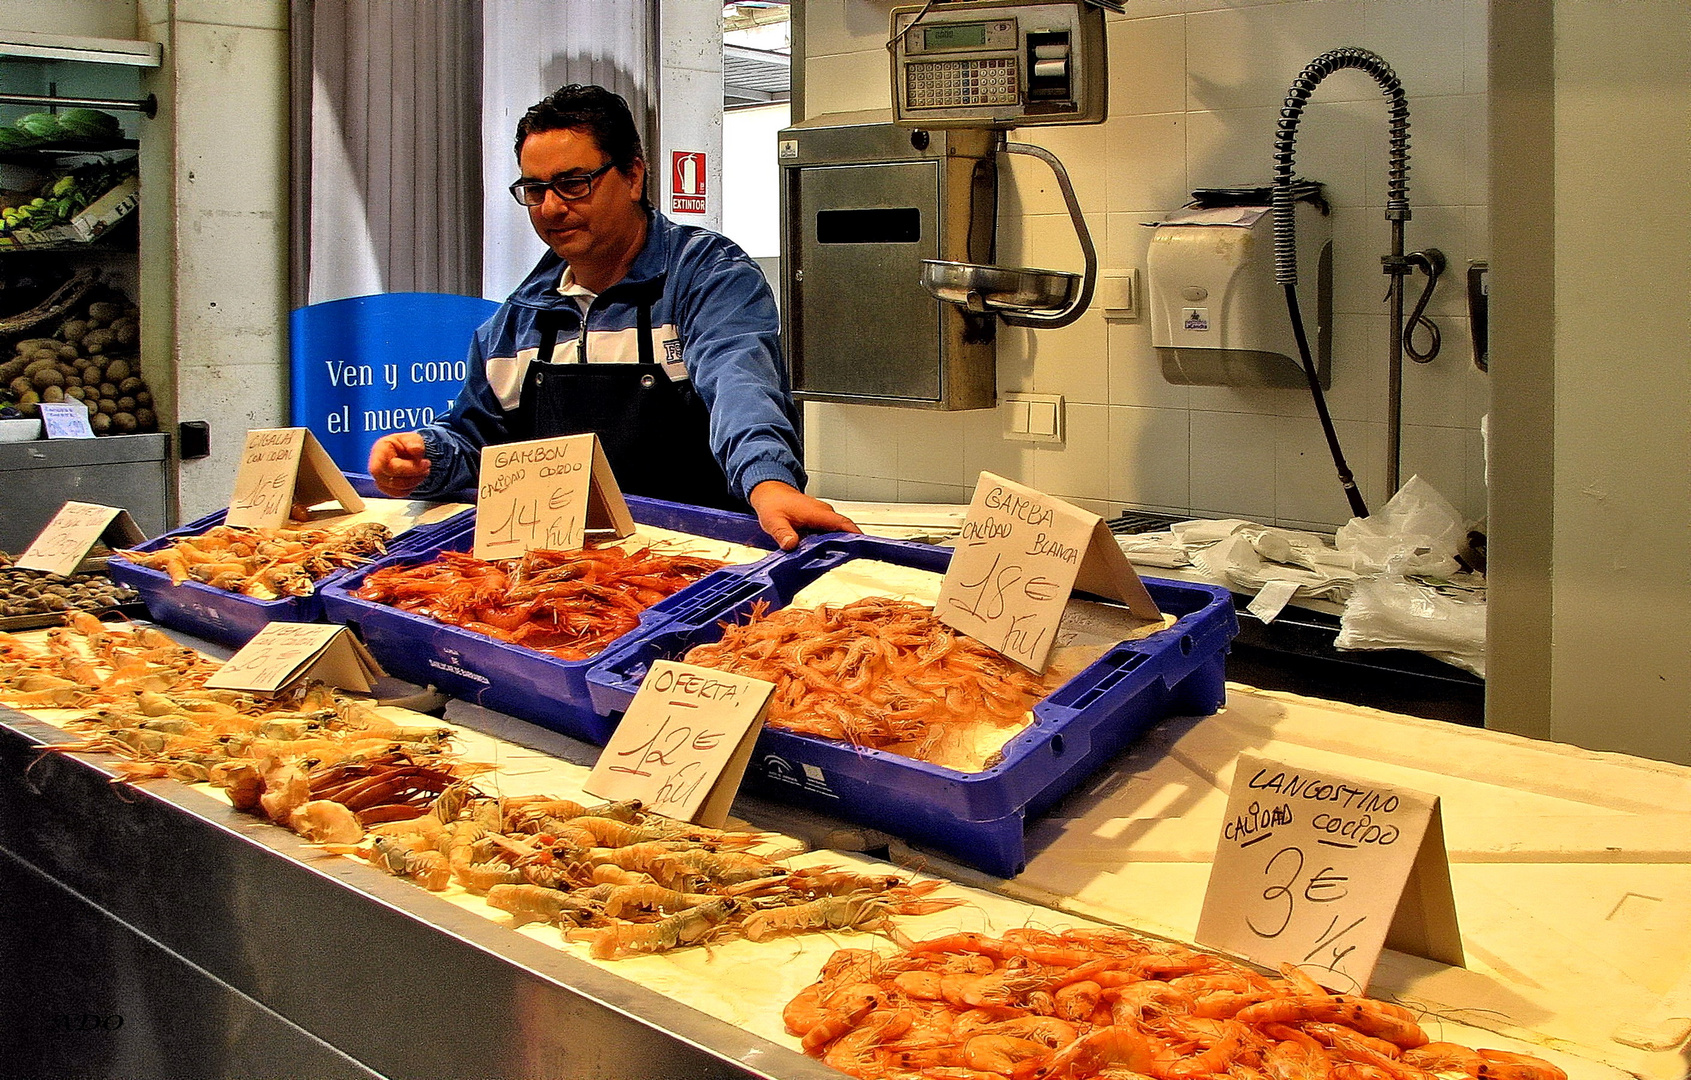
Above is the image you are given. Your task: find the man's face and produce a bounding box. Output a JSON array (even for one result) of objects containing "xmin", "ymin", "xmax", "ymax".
[{"xmin": 517, "ymin": 126, "xmax": 646, "ymax": 264}]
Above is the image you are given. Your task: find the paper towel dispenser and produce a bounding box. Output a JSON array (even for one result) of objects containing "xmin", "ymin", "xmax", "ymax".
[{"xmin": 1147, "ymin": 195, "xmax": 1331, "ymax": 388}]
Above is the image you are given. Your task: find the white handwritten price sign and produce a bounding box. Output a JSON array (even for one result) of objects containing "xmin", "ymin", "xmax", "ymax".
[
  {"xmin": 1196, "ymin": 752, "xmax": 1463, "ymax": 993},
  {"xmin": 204, "ymin": 622, "xmax": 386, "ymax": 694},
  {"xmin": 472, "ymin": 432, "xmax": 633, "ymax": 560},
  {"xmin": 583, "ymin": 660, "xmax": 774, "ymax": 828},
  {"xmin": 226, "ymin": 428, "xmax": 365, "ymax": 530},
  {"xmin": 936, "ymin": 472, "xmax": 1160, "ymax": 672},
  {"xmin": 39, "ymin": 401, "xmax": 95, "ymax": 438},
  {"xmin": 17, "ymin": 502, "xmax": 145, "ymax": 576}
]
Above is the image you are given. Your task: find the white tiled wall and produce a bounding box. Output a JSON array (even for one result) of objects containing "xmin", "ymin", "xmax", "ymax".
[{"xmin": 800, "ymin": 0, "xmax": 1489, "ymax": 528}]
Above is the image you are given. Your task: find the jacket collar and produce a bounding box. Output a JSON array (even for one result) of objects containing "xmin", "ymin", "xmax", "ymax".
[{"xmin": 509, "ymin": 212, "xmax": 676, "ymax": 310}]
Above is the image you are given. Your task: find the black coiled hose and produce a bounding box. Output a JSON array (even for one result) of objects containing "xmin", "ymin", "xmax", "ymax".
[
  {"xmin": 1274, "ymin": 47, "xmax": 1411, "ymax": 285},
  {"xmin": 1272, "ymin": 47, "xmax": 1412, "ymax": 519}
]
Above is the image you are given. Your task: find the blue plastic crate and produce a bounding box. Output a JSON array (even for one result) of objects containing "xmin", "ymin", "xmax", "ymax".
[
  {"xmin": 586, "ymin": 533, "xmax": 1238, "ymax": 878},
  {"xmin": 320, "ymin": 495, "xmax": 781, "ymax": 744},
  {"xmin": 106, "ymin": 473, "xmax": 470, "ymax": 648}
]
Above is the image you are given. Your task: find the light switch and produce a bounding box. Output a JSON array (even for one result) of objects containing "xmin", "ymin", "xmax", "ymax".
[
  {"xmin": 1003, "ymin": 398, "xmax": 1031, "ymax": 434},
  {"xmin": 1100, "ymin": 268, "xmax": 1140, "ymax": 321},
  {"xmin": 1028, "ymin": 399, "xmax": 1058, "ymax": 437},
  {"xmin": 1000, "ymin": 393, "xmax": 1064, "ymax": 443}
]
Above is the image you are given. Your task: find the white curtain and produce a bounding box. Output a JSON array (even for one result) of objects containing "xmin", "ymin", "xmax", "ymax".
[
  {"xmin": 480, "ymin": 0, "xmax": 659, "ymax": 301},
  {"xmin": 292, "ymin": 1, "xmax": 485, "ymax": 305}
]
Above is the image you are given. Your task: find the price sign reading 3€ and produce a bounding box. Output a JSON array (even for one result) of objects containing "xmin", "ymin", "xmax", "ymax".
[
  {"xmin": 1195, "ymin": 752, "xmax": 1463, "ymax": 993},
  {"xmin": 584, "ymin": 660, "xmax": 774, "ymax": 828}
]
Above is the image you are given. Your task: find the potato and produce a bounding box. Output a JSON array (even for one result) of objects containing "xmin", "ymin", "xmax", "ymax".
[
  {"xmin": 116, "ymin": 395, "xmax": 135, "ymax": 412},
  {"xmin": 41, "ymin": 386, "xmax": 63, "ymax": 403},
  {"xmin": 53, "ymin": 342, "xmax": 76, "ymax": 360},
  {"xmin": 66, "ymin": 386, "xmax": 86, "ymax": 401},
  {"xmin": 110, "ymin": 318, "xmax": 139, "ymax": 347},
  {"xmin": 59, "ymin": 318, "xmax": 89, "ymax": 344},
  {"xmin": 98, "ymin": 382, "xmax": 117, "ymax": 398},
  {"xmin": 118, "ymin": 376, "xmax": 142, "ymax": 395},
  {"xmin": 90, "ymin": 412, "xmax": 110, "ymax": 433},
  {"xmin": 134, "ymin": 407, "xmax": 155, "ymax": 431},
  {"xmin": 82, "ymin": 329, "xmax": 114, "ymax": 355},
  {"xmin": 135, "ymin": 390, "xmax": 152, "ymax": 408},
  {"xmin": 30, "ymin": 368, "xmax": 62, "ymax": 389},
  {"xmin": 0, "ymin": 359, "xmax": 23, "ymax": 383},
  {"xmin": 86, "ymin": 301, "xmax": 123, "ymax": 324},
  {"xmin": 104, "ymin": 358, "xmax": 131, "ymax": 381},
  {"xmin": 97, "ymin": 397, "xmax": 117, "ymax": 415},
  {"xmin": 111, "ymin": 412, "xmax": 137, "ymax": 433},
  {"xmin": 8, "ymin": 376, "xmax": 30, "ymax": 397}
]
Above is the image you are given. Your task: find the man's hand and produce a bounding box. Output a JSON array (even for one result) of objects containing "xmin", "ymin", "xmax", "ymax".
[
  {"xmin": 368, "ymin": 432, "xmax": 431, "ymax": 497},
  {"xmin": 748, "ymin": 480, "xmax": 861, "ymax": 551}
]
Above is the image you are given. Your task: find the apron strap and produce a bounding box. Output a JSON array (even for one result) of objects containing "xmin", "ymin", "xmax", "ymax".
[{"xmin": 534, "ymin": 308, "xmax": 566, "ymax": 365}]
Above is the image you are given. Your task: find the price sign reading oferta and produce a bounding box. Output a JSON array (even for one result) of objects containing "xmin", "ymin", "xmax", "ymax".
[
  {"xmin": 936, "ymin": 472, "xmax": 1160, "ymax": 672},
  {"xmin": 227, "ymin": 427, "xmax": 364, "ymax": 530},
  {"xmin": 204, "ymin": 622, "xmax": 385, "ymax": 695},
  {"xmin": 584, "ymin": 660, "xmax": 773, "ymax": 828},
  {"xmin": 1195, "ymin": 752, "xmax": 1463, "ymax": 994},
  {"xmin": 472, "ymin": 432, "xmax": 632, "ymax": 560},
  {"xmin": 17, "ymin": 501, "xmax": 144, "ymax": 576}
]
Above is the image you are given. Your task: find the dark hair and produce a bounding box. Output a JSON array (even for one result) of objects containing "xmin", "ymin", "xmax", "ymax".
[{"xmin": 515, "ymin": 84, "xmax": 650, "ymax": 210}]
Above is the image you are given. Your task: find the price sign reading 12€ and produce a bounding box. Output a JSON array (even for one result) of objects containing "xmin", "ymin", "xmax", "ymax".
[
  {"xmin": 583, "ymin": 661, "xmax": 774, "ymax": 828},
  {"xmin": 1195, "ymin": 752, "xmax": 1463, "ymax": 994},
  {"xmin": 936, "ymin": 472, "xmax": 1159, "ymax": 673}
]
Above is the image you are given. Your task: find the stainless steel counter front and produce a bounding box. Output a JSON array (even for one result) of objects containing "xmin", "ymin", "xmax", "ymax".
[{"xmin": 0, "ymin": 706, "xmax": 843, "ymax": 1080}]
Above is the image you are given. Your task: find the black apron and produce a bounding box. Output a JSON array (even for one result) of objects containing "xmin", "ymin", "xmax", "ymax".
[{"xmin": 510, "ymin": 289, "xmax": 745, "ymax": 512}]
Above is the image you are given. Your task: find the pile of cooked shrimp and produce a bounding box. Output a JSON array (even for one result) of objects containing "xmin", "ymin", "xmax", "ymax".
[
  {"xmin": 352, "ymin": 542, "xmax": 725, "ymax": 659},
  {"xmin": 684, "ymin": 596, "xmax": 1056, "ymax": 757},
  {"xmin": 785, "ymin": 930, "xmax": 1567, "ymax": 1080}
]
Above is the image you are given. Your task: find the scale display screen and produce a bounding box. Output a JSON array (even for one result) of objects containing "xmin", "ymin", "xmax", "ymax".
[{"xmin": 922, "ymin": 22, "xmax": 988, "ymax": 51}]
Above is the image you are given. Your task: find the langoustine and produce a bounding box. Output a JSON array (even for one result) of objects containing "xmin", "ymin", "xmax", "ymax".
[
  {"xmin": 116, "ymin": 521, "xmax": 392, "ymax": 599},
  {"xmin": 352, "ymin": 542, "xmax": 724, "ymax": 659}
]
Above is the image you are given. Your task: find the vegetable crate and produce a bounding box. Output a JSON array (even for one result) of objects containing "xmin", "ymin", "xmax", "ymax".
[
  {"xmin": 320, "ymin": 496, "xmax": 780, "ymax": 744},
  {"xmin": 107, "ymin": 474, "xmax": 469, "ymax": 649},
  {"xmin": 586, "ymin": 534, "xmax": 1238, "ymax": 879}
]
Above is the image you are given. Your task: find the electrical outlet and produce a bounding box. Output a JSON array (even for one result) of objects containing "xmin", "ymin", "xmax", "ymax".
[{"xmin": 1001, "ymin": 393, "xmax": 1064, "ymax": 443}]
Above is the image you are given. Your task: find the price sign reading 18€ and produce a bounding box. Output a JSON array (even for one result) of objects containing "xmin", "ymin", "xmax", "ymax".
[{"xmin": 584, "ymin": 661, "xmax": 774, "ymax": 828}]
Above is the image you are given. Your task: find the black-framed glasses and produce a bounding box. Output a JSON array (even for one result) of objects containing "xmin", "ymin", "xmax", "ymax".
[{"xmin": 508, "ymin": 161, "xmax": 616, "ymax": 206}]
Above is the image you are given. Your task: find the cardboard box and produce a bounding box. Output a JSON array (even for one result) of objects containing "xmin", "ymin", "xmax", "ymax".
[{"xmin": 11, "ymin": 175, "xmax": 139, "ymax": 247}]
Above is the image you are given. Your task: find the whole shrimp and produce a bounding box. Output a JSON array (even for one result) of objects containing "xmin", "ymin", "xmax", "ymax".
[{"xmin": 572, "ymin": 897, "xmax": 743, "ymax": 960}]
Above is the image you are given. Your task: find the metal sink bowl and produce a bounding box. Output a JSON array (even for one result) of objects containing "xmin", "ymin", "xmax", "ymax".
[{"xmin": 920, "ymin": 259, "xmax": 1080, "ymax": 315}]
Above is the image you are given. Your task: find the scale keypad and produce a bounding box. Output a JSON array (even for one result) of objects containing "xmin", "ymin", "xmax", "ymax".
[{"xmin": 906, "ymin": 58, "xmax": 1018, "ymax": 108}]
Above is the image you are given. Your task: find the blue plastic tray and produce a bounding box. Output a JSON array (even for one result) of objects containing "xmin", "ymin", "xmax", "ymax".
[
  {"xmin": 320, "ymin": 495, "xmax": 780, "ymax": 744},
  {"xmin": 586, "ymin": 533, "xmax": 1238, "ymax": 878},
  {"xmin": 106, "ymin": 473, "xmax": 471, "ymax": 648}
]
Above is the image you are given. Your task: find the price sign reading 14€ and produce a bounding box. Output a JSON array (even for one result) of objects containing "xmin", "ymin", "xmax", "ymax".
[
  {"xmin": 583, "ymin": 661, "xmax": 774, "ymax": 829},
  {"xmin": 473, "ymin": 432, "xmax": 633, "ymax": 560}
]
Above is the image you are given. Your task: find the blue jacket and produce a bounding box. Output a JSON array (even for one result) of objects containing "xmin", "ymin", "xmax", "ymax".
[{"xmin": 411, "ymin": 212, "xmax": 805, "ymax": 502}]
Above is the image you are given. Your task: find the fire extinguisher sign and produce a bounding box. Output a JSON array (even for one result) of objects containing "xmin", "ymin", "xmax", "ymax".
[{"xmin": 671, "ymin": 151, "xmax": 707, "ymax": 214}]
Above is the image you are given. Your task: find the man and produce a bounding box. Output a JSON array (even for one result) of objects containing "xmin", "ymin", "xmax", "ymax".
[{"xmin": 369, "ymin": 84, "xmax": 855, "ymax": 551}]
